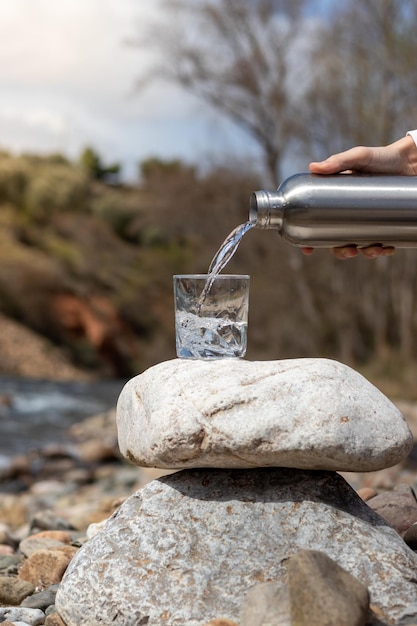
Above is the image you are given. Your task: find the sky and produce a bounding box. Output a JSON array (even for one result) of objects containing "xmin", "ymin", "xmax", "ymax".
[{"xmin": 0, "ymin": 0, "xmax": 254, "ymax": 181}]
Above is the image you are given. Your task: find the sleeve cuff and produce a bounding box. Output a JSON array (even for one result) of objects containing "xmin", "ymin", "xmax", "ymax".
[{"xmin": 406, "ymin": 129, "xmax": 417, "ymax": 147}]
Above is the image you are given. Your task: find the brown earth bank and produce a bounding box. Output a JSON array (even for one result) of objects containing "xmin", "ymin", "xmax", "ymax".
[{"xmin": 0, "ymin": 313, "xmax": 92, "ymax": 381}]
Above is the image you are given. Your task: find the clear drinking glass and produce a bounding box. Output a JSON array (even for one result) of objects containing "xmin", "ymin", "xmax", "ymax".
[{"xmin": 173, "ymin": 274, "xmax": 250, "ymax": 359}]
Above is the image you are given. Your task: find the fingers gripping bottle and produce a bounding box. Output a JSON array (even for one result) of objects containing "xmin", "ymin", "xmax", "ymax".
[{"xmin": 249, "ymin": 173, "xmax": 417, "ymax": 248}]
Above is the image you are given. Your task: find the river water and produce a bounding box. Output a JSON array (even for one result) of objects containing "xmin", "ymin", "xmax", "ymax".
[{"xmin": 0, "ymin": 376, "xmax": 126, "ymax": 463}]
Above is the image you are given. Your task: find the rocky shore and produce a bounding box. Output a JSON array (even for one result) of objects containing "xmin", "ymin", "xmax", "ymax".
[
  {"xmin": 1, "ymin": 393, "xmax": 417, "ymax": 625},
  {"xmin": 0, "ymin": 408, "xmax": 171, "ymax": 625}
]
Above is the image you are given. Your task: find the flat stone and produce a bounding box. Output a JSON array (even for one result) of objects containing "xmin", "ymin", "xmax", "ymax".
[
  {"xmin": 21, "ymin": 587, "xmax": 58, "ymax": 610},
  {"xmin": 20, "ymin": 535, "xmax": 68, "ymax": 558},
  {"xmin": 117, "ymin": 358, "xmax": 412, "ymax": 472},
  {"xmin": 18, "ymin": 546, "xmax": 78, "ymax": 587},
  {"xmin": 56, "ymin": 468, "xmax": 417, "ymax": 625},
  {"xmin": 0, "ymin": 575, "xmax": 35, "ymax": 605},
  {"xmin": 0, "ymin": 607, "xmax": 45, "ymax": 626},
  {"xmin": 0, "ymin": 555, "xmax": 22, "ymax": 572},
  {"xmin": 0, "ymin": 522, "xmax": 18, "ymax": 548},
  {"xmin": 29, "ymin": 510, "xmax": 75, "ymax": 533},
  {"xmin": 44, "ymin": 614, "xmax": 68, "ymax": 626},
  {"xmin": 287, "ymin": 550, "xmax": 369, "ymax": 625},
  {"xmin": 366, "ymin": 484, "xmax": 417, "ymax": 536}
]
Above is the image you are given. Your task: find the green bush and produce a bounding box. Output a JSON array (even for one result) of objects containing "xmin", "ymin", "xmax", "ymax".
[
  {"xmin": 40, "ymin": 234, "xmax": 84, "ymax": 273},
  {"xmin": 24, "ymin": 164, "xmax": 89, "ymax": 219},
  {"xmin": 0, "ymin": 155, "xmax": 30, "ymax": 206},
  {"xmin": 90, "ymin": 189, "xmax": 142, "ymax": 239}
]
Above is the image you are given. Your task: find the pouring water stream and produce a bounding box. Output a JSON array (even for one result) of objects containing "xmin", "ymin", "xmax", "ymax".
[{"xmin": 197, "ymin": 221, "xmax": 253, "ymax": 311}]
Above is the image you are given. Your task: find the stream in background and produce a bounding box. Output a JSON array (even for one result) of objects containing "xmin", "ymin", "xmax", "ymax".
[{"xmin": 0, "ymin": 376, "xmax": 126, "ymax": 464}]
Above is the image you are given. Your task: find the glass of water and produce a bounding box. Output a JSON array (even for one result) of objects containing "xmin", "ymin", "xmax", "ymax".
[{"xmin": 173, "ymin": 274, "xmax": 250, "ymax": 359}]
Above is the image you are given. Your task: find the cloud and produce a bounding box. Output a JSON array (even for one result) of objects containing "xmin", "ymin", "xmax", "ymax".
[
  {"xmin": 0, "ymin": 1, "xmax": 166, "ymax": 108},
  {"xmin": 0, "ymin": 106, "xmax": 65, "ymax": 133},
  {"xmin": 0, "ymin": 0, "xmax": 218, "ymax": 178}
]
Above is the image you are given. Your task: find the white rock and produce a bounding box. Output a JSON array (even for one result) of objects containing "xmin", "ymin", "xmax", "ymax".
[
  {"xmin": 117, "ymin": 358, "xmax": 412, "ymax": 471},
  {"xmin": 0, "ymin": 607, "xmax": 45, "ymax": 626},
  {"xmin": 56, "ymin": 468, "xmax": 417, "ymax": 626},
  {"xmin": 86, "ymin": 519, "xmax": 108, "ymax": 540}
]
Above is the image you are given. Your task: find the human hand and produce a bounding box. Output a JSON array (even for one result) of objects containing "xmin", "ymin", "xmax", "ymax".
[
  {"xmin": 309, "ymin": 135, "xmax": 417, "ymax": 177},
  {"xmin": 301, "ymin": 245, "xmax": 395, "ymax": 260},
  {"xmin": 304, "ymin": 134, "xmax": 417, "ymax": 259}
]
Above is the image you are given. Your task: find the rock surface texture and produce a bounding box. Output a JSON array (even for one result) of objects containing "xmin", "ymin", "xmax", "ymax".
[
  {"xmin": 117, "ymin": 358, "xmax": 412, "ymax": 471},
  {"xmin": 56, "ymin": 468, "xmax": 417, "ymax": 626}
]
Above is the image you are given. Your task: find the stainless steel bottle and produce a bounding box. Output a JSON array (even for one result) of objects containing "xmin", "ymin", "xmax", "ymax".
[{"xmin": 249, "ymin": 173, "xmax": 417, "ymax": 248}]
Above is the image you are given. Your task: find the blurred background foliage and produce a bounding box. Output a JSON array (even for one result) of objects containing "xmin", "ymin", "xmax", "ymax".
[{"xmin": 1, "ymin": 0, "xmax": 417, "ymax": 397}]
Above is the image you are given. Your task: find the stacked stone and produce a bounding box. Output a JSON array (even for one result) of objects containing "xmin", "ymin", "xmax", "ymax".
[{"xmin": 56, "ymin": 358, "xmax": 417, "ymax": 626}]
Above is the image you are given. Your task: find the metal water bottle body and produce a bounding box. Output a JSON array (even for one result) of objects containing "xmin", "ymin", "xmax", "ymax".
[{"xmin": 249, "ymin": 173, "xmax": 417, "ymax": 248}]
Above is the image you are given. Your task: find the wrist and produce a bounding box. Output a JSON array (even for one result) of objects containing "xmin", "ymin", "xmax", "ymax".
[
  {"xmin": 402, "ymin": 132, "xmax": 417, "ymax": 175},
  {"xmin": 406, "ymin": 129, "xmax": 417, "ymax": 147}
]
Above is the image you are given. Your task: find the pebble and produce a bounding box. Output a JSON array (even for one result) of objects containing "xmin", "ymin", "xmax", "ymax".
[
  {"xmin": 19, "ymin": 536, "xmax": 69, "ymax": 558},
  {"xmin": 287, "ymin": 550, "xmax": 369, "ymax": 625},
  {"xmin": 404, "ymin": 523, "xmax": 417, "ymax": 550},
  {"xmin": 366, "ymin": 483, "xmax": 417, "ymax": 536},
  {"xmin": 18, "ymin": 546, "xmax": 78, "ymax": 587},
  {"xmin": 21, "ymin": 586, "xmax": 58, "ymax": 610},
  {"xmin": 29, "ymin": 480, "xmax": 75, "ymax": 498},
  {"xmin": 356, "ymin": 487, "xmax": 378, "ymax": 501},
  {"xmin": 86, "ymin": 518, "xmax": 107, "ymax": 539},
  {"xmin": 0, "ymin": 554, "xmax": 22, "ymax": 569},
  {"xmin": 0, "ymin": 575, "xmax": 35, "ymax": 605},
  {"xmin": 0, "ymin": 607, "xmax": 45, "ymax": 625},
  {"xmin": 44, "ymin": 614, "xmax": 67, "ymax": 626},
  {"xmin": 0, "ymin": 522, "xmax": 18, "ymax": 547},
  {"xmin": 29, "ymin": 511, "xmax": 75, "ymax": 533}
]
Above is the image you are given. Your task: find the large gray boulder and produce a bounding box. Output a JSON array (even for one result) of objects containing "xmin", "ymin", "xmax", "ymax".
[
  {"xmin": 117, "ymin": 358, "xmax": 412, "ymax": 471},
  {"xmin": 56, "ymin": 468, "xmax": 417, "ymax": 626}
]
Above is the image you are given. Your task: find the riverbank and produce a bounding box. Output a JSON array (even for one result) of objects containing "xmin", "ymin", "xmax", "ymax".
[
  {"xmin": 0, "ymin": 374, "xmax": 126, "ymax": 460},
  {"xmin": 0, "ymin": 408, "xmax": 170, "ymax": 625},
  {"xmin": 0, "ymin": 408, "xmax": 169, "ymax": 529}
]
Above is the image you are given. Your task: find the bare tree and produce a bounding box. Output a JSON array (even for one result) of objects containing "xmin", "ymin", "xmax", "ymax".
[
  {"xmin": 302, "ymin": 0, "xmax": 417, "ymax": 364},
  {"xmin": 132, "ymin": 0, "xmax": 324, "ymax": 184},
  {"xmin": 306, "ymin": 0, "xmax": 417, "ymax": 157},
  {"xmin": 133, "ymin": 0, "xmax": 417, "ymax": 174}
]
